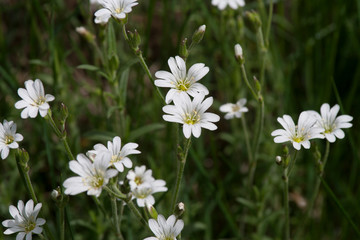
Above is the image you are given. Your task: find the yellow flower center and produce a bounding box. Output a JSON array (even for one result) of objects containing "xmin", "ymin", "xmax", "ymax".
[
  {"xmin": 115, "ymin": 7, "xmax": 124, "ymax": 14},
  {"xmin": 231, "ymin": 105, "xmax": 240, "ymax": 112},
  {"xmin": 111, "ymin": 155, "xmax": 123, "ymax": 164},
  {"xmin": 184, "ymin": 110, "xmax": 200, "ymax": 125},
  {"xmin": 134, "ymin": 176, "xmax": 143, "ymax": 185},
  {"xmin": 293, "ymin": 136, "xmax": 304, "ymax": 143},
  {"xmin": 24, "ymin": 221, "xmax": 36, "ymax": 233},
  {"xmin": 35, "ymin": 96, "xmax": 45, "ymax": 106},
  {"xmin": 91, "ymin": 176, "xmax": 104, "ymax": 188},
  {"xmin": 175, "ymin": 77, "xmax": 194, "ymax": 91},
  {"xmin": 5, "ymin": 135, "xmax": 14, "ymax": 145}
]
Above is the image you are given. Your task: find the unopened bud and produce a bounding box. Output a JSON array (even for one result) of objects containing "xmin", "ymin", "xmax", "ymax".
[
  {"xmin": 76, "ymin": 26, "xmax": 95, "ymax": 42},
  {"xmin": 146, "ymin": 203, "xmax": 158, "ymax": 219},
  {"xmin": 51, "ymin": 189, "xmax": 60, "ymax": 200},
  {"xmin": 282, "ymin": 145, "xmax": 289, "ymax": 156},
  {"xmin": 18, "ymin": 148, "xmax": 29, "ymax": 164},
  {"xmin": 253, "ymin": 76, "xmax": 261, "ymax": 93},
  {"xmin": 235, "ymin": 44, "xmax": 243, "ymax": 60},
  {"xmin": 192, "ymin": 25, "xmax": 206, "ymax": 44},
  {"xmin": 128, "ymin": 29, "xmax": 141, "ymax": 51},
  {"xmin": 276, "ymin": 156, "xmax": 282, "ymax": 165},
  {"xmin": 174, "ymin": 202, "xmax": 185, "ymax": 218},
  {"xmin": 179, "ymin": 38, "xmax": 189, "ymax": 59},
  {"xmin": 244, "ymin": 11, "xmax": 262, "ymax": 31}
]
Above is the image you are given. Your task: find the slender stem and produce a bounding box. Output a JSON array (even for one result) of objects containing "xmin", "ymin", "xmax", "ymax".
[
  {"xmin": 320, "ymin": 177, "xmax": 360, "ymax": 237},
  {"xmin": 126, "ymin": 200, "xmax": 148, "ymax": 226},
  {"xmin": 287, "ymin": 150, "xmax": 298, "ymax": 178},
  {"xmin": 121, "ymin": 24, "xmax": 165, "ymax": 102},
  {"xmin": 46, "ymin": 111, "xmax": 75, "ymax": 160},
  {"xmin": 283, "ymin": 150, "xmax": 297, "ymax": 240},
  {"xmin": 118, "ymin": 201, "xmax": 124, "ymax": 230},
  {"xmin": 171, "ymin": 137, "xmax": 191, "ymax": 211},
  {"xmin": 265, "ymin": 0, "xmax": 273, "ymax": 48},
  {"xmin": 92, "ymin": 196, "xmax": 108, "ymax": 218},
  {"xmin": 60, "ymin": 206, "xmax": 65, "ymax": 240},
  {"xmin": 283, "ymin": 166, "xmax": 290, "ymax": 240},
  {"xmin": 249, "ymin": 99, "xmax": 265, "ymax": 186},
  {"xmin": 296, "ymin": 141, "xmax": 330, "ymax": 239},
  {"xmin": 240, "ymin": 64, "xmax": 258, "ymax": 100},
  {"xmin": 14, "ymin": 151, "xmax": 55, "ymax": 240},
  {"xmin": 111, "ymin": 196, "xmax": 123, "ymax": 239},
  {"xmin": 241, "ymin": 116, "xmax": 253, "ymax": 165},
  {"xmin": 104, "ymin": 186, "xmax": 147, "ymax": 226}
]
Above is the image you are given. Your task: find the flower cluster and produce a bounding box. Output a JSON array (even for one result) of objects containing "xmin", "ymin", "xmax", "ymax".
[
  {"xmin": 271, "ymin": 103, "xmax": 353, "ymax": 150},
  {"xmin": 2, "ymin": 199, "xmax": 46, "ymax": 240},
  {"xmin": 0, "ymin": 120, "xmax": 23, "ymax": 159},
  {"xmin": 212, "ymin": 0, "xmax": 245, "ymax": 10},
  {"xmin": 126, "ymin": 165, "xmax": 168, "ymax": 207},
  {"xmin": 144, "ymin": 214, "xmax": 184, "ymax": 240},
  {"xmin": 156, "ymin": 55, "xmax": 220, "ymax": 138}
]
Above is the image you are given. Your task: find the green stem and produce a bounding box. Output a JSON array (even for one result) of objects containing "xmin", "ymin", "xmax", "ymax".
[
  {"xmin": 126, "ymin": 200, "xmax": 148, "ymax": 226},
  {"xmin": 283, "ymin": 165, "xmax": 290, "ymax": 240},
  {"xmin": 46, "ymin": 110, "xmax": 75, "ymax": 160},
  {"xmin": 240, "ymin": 64, "xmax": 258, "ymax": 100},
  {"xmin": 104, "ymin": 186, "xmax": 147, "ymax": 226},
  {"xmin": 320, "ymin": 177, "xmax": 360, "ymax": 237},
  {"xmin": 111, "ymin": 196, "xmax": 123, "ymax": 239},
  {"xmin": 171, "ymin": 137, "xmax": 192, "ymax": 211},
  {"xmin": 60, "ymin": 206, "xmax": 65, "ymax": 240},
  {"xmin": 265, "ymin": 0, "xmax": 273, "ymax": 48},
  {"xmin": 249, "ymin": 99, "xmax": 265, "ymax": 186},
  {"xmin": 287, "ymin": 150, "xmax": 298, "ymax": 178},
  {"xmin": 241, "ymin": 116, "xmax": 253, "ymax": 165},
  {"xmin": 14, "ymin": 151, "xmax": 55, "ymax": 240},
  {"xmin": 121, "ymin": 24, "xmax": 165, "ymax": 103}
]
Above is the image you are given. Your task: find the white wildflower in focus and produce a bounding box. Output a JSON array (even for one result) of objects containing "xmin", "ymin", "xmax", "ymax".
[
  {"xmin": 15, "ymin": 79, "xmax": 55, "ymax": 119},
  {"xmin": 89, "ymin": 136, "xmax": 140, "ymax": 172},
  {"xmin": 127, "ymin": 165, "xmax": 155, "ymax": 190},
  {"xmin": 307, "ymin": 103, "xmax": 353, "ymax": 143},
  {"xmin": 2, "ymin": 199, "xmax": 46, "ymax": 240},
  {"xmin": 0, "ymin": 120, "xmax": 23, "ymax": 160},
  {"xmin": 144, "ymin": 214, "xmax": 184, "ymax": 240},
  {"xmin": 219, "ymin": 98, "xmax": 248, "ymax": 120},
  {"xmin": 163, "ymin": 93, "xmax": 220, "ymax": 138},
  {"xmin": 94, "ymin": 0, "xmax": 138, "ymax": 24},
  {"xmin": 212, "ymin": 0, "xmax": 245, "ymax": 10},
  {"xmin": 271, "ymin": 111, "xmax": 325, "ymax": 150},
  {"xmin": 63, "ymin": 154, "xmax": 118, "ymax": 197},
  {"xmin": 155, "ymin": 56, "xmax": 210, "ymax": 104},
  {"xmin": 131, "ymin": 180, "xmax": 167, "ymax": 207}
]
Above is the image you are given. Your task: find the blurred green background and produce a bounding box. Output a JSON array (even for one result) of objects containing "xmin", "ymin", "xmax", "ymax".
[{"xmin": 0, "ymin": 0, "xmax": 359, "ymax": 239}]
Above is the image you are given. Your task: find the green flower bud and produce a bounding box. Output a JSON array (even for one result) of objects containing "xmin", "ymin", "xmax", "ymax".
[
  {"xmin": 244, "ymin": 10, "xmax": 262, "ymax": 31},
  {"xmin": 179, "ymin": 38, "xmax": 189, "ymax": 59},
  {"xmin": 146, "ymin": 203, "xmax": 158, "ymax": 219},
  {"xmin": 174, "ymin": 202, "xmax": 185, "ymax": 219},
  {"xmin": 192, "ymin": 25, "xmax": 206, "ymax": 45}
]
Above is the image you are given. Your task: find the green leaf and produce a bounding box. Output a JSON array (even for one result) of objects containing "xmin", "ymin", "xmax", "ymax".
[
  {"xmin": 236, "ymin": 197, "xmax": 257, "ymax": 209},
  {"xmin": 77, "ymin": 64, "xmax": 99, "ymax": 71},
  {"xmin": 128, "ymin": 123, "xmax": 165, "ymax": 141},
  {"xmin": 83, "ymin": 130, "xmax": 116, "ymax": 142}
]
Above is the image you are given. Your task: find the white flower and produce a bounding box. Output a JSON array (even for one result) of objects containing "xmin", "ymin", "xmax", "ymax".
[
  {"xmin": 2, "ymin": 199, "xmax": 46, "ymax": 240},
  {"xmin": 89, "ymin": 136, "xmax": 140, "ymax": 172},
  {"xmin": 271, "ymin": 111, "xmax": 325, "ymax": 150},
  {"xmin": 15, "ymin": 79, "xmax": 55, "ymax": 119},
  {"xmin": 131, "ymin": 180, "xmax": 167, "ymax": 207},
  {"xmin": 94, "ymin": 0, "xmax": 138, "ymax": 24},
  {"xmin": 219, "ymin": 98, "xmax": 248, "ymax": 119},
  {"xmin": 163, "ymin": 93, "xmax": 220, "ymax": 138},
  {"xmin": 211, "ymin": 0, "xmax": 245, "ymax": 10},
  {"xmin": 155, "ymin": 56, "xmax": 210, "ymax": 104},
  {"xmin": 234, "ymin": 44, "xmax": 243, "ymax": 59},
  {"xmin": 307, "ymin": 103, "xmax": 353, "ymax": 143},
  {"xmin": 63, "ymin": 154, "xmax": 118, "ymax": 197},
  {"xmin": 127, "ymin": 165, "xmax": 155, "ymax": 190},
  {"xmin": 0, "ymin": 120, "xmax": 23, "ymax": 160},
  {"xmin": 144, "ymin": 215, "xmax": 184, "ymax": 240}
]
